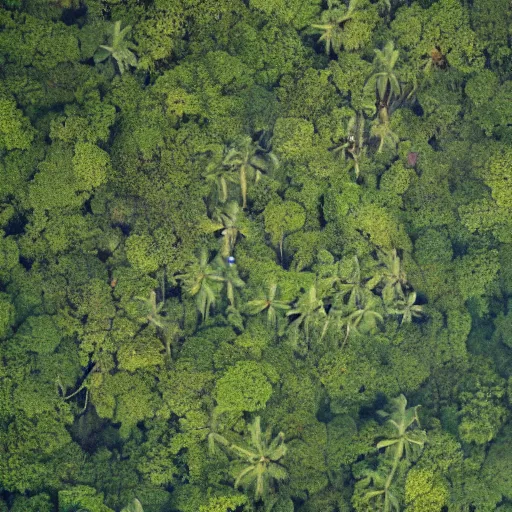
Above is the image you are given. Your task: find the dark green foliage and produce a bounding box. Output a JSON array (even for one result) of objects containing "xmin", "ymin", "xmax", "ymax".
[
  {"xmin": 1, "ymin": 0, "xmax": 512, "ymax": 510},
  {"xmin": 214, "ymin": 361, "xmax": 274, "ymax": 414},
  {"xmin": 10, "ymin": 494, "xmax": 53, "ymax": 512},
  {"xmin": 58, "ymin": 486, "xmax": 112, "ymax": 512}
]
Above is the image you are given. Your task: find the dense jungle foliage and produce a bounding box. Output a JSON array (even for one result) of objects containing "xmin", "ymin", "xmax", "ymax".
[{"xmin": 2, "ymin": 0, "xmax": 512, "ymax": 510}]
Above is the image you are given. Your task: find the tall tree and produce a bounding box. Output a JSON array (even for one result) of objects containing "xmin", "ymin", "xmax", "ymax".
[
  {"xmin": 378, "ymin": 248, "xmax": 408, "ymax": 302},
  {"xmin": 286, "ymin": 283, "xmax": 327, "ymax": 346},
  {"xmin": 366, "ymin": 41, "xmax": 402, "ymax": 152},
  {"xmin": 245, "ymin": 283, "xmax": 291, "ymax": 329},
  {"xmin": 368, "ymin": 41, "xmax": 401, "ymax": 117},
  {"xmin": 94, "ymin": 21, "xmax": 138, "ymax": 74},
  {"xmin": 121, "ymin": 499, "xmax": 144, "ymax": 512},
  {"xmin": 176, "ymin": 249, "xmax": 225, "ymax": 321},
  {"xmin": 134, "ymin": 290, "xmax": 181, "ymax": 361},
  {"xmin": 386, "ymin": 291, "xmax": 424, "ymax": 325},
  {"xmin": 330, "ymin": 112, "xmax": 366, "ymax": 177},
  {"xmin": 222, "ymin": 136, "xmax": 278, "ymax": 209},
  {"xmin": 364, "ymin": 395, "xmax": 427, "ymax": 512},
  {"xmin": 211, "ymin": 201, "xmax": 248, "ymax": 258},
  {"xmin": 311, "ymin": 0, "xmax": 360, "ymax": 56},
  {"xmin": 209, "ymin": 417, "xmax": 288, "ymax": 502}
]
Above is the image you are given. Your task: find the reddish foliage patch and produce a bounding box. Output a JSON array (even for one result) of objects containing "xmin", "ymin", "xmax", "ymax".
[{"xmin": 407, "ymin": 152, "xmax": 418, "ymax": 167}]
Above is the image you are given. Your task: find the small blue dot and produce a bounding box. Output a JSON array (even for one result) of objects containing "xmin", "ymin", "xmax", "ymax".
[{"xmin": 228, "ymin": 256, "xmax": 235, "ymax": 264}]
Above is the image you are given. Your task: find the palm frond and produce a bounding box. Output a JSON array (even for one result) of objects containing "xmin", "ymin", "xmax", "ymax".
[{"xmin": 234, "ymin": 464, "xmax": 258, "ymax": 489}]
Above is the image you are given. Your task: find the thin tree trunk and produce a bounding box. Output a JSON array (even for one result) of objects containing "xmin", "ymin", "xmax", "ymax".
[
  {"xmin": 384, "ymin": 439, "xmax": 403, "ymax": 510},
  {"xmin": 164, "ymin": 336, "xmax": 171, "ymax": 362},
  {"xmin": 240, "ymin": 164, "xmax": 247, "ymax": 209}
]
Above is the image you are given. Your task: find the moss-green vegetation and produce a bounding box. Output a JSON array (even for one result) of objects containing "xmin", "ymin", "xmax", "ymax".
[{"xmin": 1, "ymin": 0, "xmax": 512, "ymax": 510}]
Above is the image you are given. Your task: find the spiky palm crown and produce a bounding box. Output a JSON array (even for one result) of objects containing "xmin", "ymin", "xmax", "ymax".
[
  {"xmin": 121, "ymin": 498, "xmax": 144, "ymax": 512},
  {"xmin": 386, "ymin": 291, "xmax": 424, "ymax": 324},
  {"xmin": 376, "ymin": 394, "xmax": 426, "ymax": 462},
  {"xmin": 378, "ymin": 248, "xmax": 408, "ymax": 301},
  {"xmin": 176, "ymin": 249, "xmax": 225, "ymax": 320},
  {"xmin": 221, "ymin": 136, "xmax": 278, "ymax": 208},
  {"xmin": 245, "ymin": 283, "xmax": 290, "ymax": 328},
  {"xmin": 220, "ymin": 258, "xmax": 245, "ymax": 306},
  {"xmin": 311, "ymin": 0, "xmax": 361, "ymax": 55},
  {"xmin": 209, "ymin": 417, "xmax": 287, "ymax": 501},
  {"xmin": 134, "ymin": 290, "xmax": 166, "ymax": 328},
  {"xmin": 357, "ymin": 465, "xmax": 400, "ymax": 512},
  {"xmin": 94, "ymin": 20, "xmax": 138, "ymax": 74},
  {"xmin": 211, "ymin": 201, "xmax": 248, "ymax": 257},
  {"xmin": 286, "ymin": 283, "xmax": 327, "ymax": 343},
  {"xmin": 358, "ymin": 395, "xmax": 425, "ymax": 512},
  {"xmin": 372, "ymin": 41, "xmax": 401, "ymax": 103}
]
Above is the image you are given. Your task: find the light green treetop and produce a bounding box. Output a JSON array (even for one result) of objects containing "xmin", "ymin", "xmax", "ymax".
[{"xmin": 94, "ymin": 21, "xmax": 138, "ymax": 74}]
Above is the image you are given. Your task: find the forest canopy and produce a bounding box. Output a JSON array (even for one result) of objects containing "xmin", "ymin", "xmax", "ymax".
[{"xmin": 1, "ymin": 0, "xmax": 512, "ymax": 511}]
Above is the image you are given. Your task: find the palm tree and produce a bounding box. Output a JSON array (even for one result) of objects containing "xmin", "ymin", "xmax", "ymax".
[
  {"xmin": 176, "ymin": 249, "xmax": 225, "ymax": 321},
  {"xmin": 345, "ymin": 291, "xmax": 383, "ymax": 335},
  {"xmin": 331, "ymin": 113, "xmax": 357, "ymax": 159},
  {"xmin": 245, "ymin": 283, "xmax": 291, "ymax": 329},
  {"xmin": 134, "ymin": 290, "xmax": 181, "ymax": 361},
  {"xmin": 311, "ymin": 12, "xmax": 344, "ymax": 56},
  {"xmin": 121, "ymin": 499, "xmax": 144, "ymax": 512},
  {"xmin": 286, "ymin": 284, "xmax": 327, "ymax": 345},
  {"xmin": 367, "ymin": 41, "xmax": 401, "ymax": 114},
  {"xmin": 311, "ymin": 0, "xmax": 360, "ymax": 56},
  {"xmin": 222, "ymin": 136, "xmax": 278, "ymax": 209},
  {"xmin": 226, "ymin": 304, "xmax": 245, "ymax": 331},
  {"xmin": 204, "ymin": 144, "xmax": 238, "ymax": 205},
  {"xmin": 211, "ymin": 201, "xmax": 248, "ymax": 258},
  {"xmin": 220, "ymin": 260, "xmax": 245, "ymax": 307},
  {"xmin": 209, "ymin": 417, "xmax": 287, "ymax": 502},
  {"xmin": 348, "ymin": 112, "xmax": 366, "ymax": 177},
  {"xmin": 324, "ymin": 255, "xmax": 381, "ymax": 306},
  {"xmin": 377, "ymin": 394, "xmax": 426, "ymax": 460},
  {"xmin": 134, "ymin": 290, "xmax": 164, "ymax": 328},
  {"xmin": 320, "ymin": 256, "xmax": 385, "ymax": 344},
  {"xmin": 205, "ymin": 166, "xmax": 232, "ymax": 205},
  {"xmin": 331, "ymin": 112, "xmax": 366, "ymax": 177},
  {"xmin": 61, "ymin": 363, "xmax": 100, "ymax": 413},
  {"xmin": 371, "ymin": 116, "xmax": 400, "ymax": 153},
  {"xmin": 378, "ymin": 248, "xmax": 408, "ymax": 302},
  {"xmin": 386, "ymin": 291, "xmax": 424, "ymax": 325},
  {"xmin": 94, "ymin": 21, "xmax": 138, "ymax": 74},
  {"xmin": 376, "ymin": 394, "xmax": 426, "ymax": 511},
  {"xmin": 320, "ymin": 303, "xmax": 350, "ymax": 346},
  {"xmin": 359, "ymin": 395, "xmax": 425, "ymax": 512},
  {"xmin": 359, "ymin": 467, "xmax": 400, "ymax": 512},
  {"xmin": 364, "ymin": 42, "xmax": 401, "ymax": 153}
]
